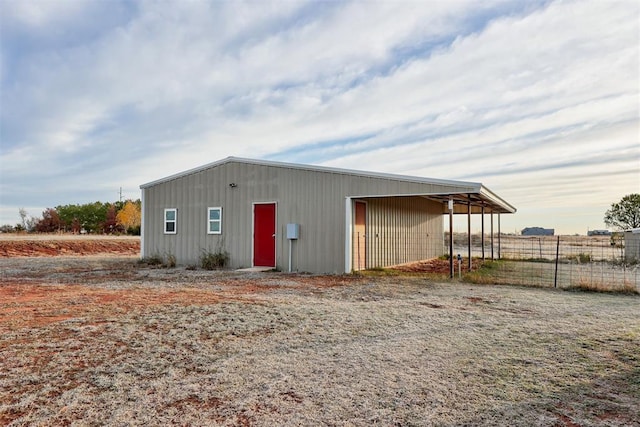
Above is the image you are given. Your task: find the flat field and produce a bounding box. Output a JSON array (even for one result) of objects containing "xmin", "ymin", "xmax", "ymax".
[{"xmin": 1, "ymin": 247, "xmax": 639, "ymax": 425}]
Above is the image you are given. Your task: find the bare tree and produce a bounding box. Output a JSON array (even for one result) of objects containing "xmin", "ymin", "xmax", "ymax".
[{"xmin": 18, "ymin": 208, "xmax": 28, "ymax": 230}]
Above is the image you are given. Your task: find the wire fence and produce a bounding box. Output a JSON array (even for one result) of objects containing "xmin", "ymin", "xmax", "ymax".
[
  {"xmin": 354, "ymin": 231, "xmax": 639, "ymax": 291},
  {"xmin": 449, "ymin": 234, "xmax": 640, "ymax": 291}
]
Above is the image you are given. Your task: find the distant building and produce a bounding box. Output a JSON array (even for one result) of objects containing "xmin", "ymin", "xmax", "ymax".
[
  {"xmin": 521, "ymin": 227, "xmax": 554, "ymax": 236},
  {"xmin": 587, "ymin": 229, "xmax": 611, "ymax": 236},
  {"xmin": 624, "ymin": 228, "xmax": 640, "ymax": 263}
]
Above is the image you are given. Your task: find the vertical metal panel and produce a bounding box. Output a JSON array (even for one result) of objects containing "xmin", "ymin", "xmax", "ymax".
[{"xmin": 364, "ymin": 196, "xmax": 443, "ymax": 268}]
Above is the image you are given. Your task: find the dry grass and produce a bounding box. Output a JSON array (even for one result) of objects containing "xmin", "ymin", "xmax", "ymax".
[
  {"xmin": 567, "ymin": 277, "xmax": 639, "ymax": 294},
  {"xmin": 1, "ymin": 256, "xmax": 639, "ymax": 426},
  {"xmin": 463, "ymin": 260, "xmax": 640, "ymax": 294}
]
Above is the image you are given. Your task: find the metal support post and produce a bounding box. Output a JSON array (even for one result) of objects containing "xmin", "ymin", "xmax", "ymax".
[
  {"xmin": 448, "ymin": 198, "xmax": 454, "ymax": 279},
  {"xmin": 467, "ymin": 195, "xmax": 472, "ymax": 271},
  {"xmin": 491, "ymin": 210, "xmax": 494, "ymax": 260},
  {"xmin": 481, "ymin": 205, "xmax": 485, "ymax": 260}
]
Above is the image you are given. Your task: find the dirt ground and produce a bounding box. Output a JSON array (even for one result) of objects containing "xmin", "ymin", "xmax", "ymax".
[
  {"xmin": 0, "ymin": 234, "xmax": 139, "ymax": 257},
  {"xmin": 1, "ymin": 239, "xmax": 639, "ymax": 426},
  {"xmin": 391, "ymin": 257, "xmax": 483, "ymax": 274}
]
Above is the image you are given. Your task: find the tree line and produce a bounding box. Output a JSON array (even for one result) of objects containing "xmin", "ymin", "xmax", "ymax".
[
  {"xmin": 1, "ymin": 194, "xmax": 636, "ymax": 236},
  {"xmin": 1, "ymin": 200, "xmax": 142, "ymax": 235}
]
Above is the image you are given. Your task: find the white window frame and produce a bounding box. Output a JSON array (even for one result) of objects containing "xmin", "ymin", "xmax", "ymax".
[
  {"xmin": 207, "ymin": 207, "xmax": 222, "ymax": 234},
  {"xmin": 164, "ymin": 208, "xmax": 177, "ymax": 234}
]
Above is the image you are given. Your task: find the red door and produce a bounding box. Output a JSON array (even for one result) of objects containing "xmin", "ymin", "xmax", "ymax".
[{"xmin": 253, "ymin": 203, "xmax": 276, "ymax": 267}]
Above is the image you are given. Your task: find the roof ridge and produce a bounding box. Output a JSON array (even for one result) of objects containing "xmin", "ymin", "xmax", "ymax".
[{"xmin": 140, "ymin": 156, "xmax": 481, "ymax": 189}]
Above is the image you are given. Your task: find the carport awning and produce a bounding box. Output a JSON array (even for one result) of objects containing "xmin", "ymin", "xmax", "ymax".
[
  {"xmin": 352, "ymin": 185, "xmax": 515, "ymax": 215},
  {"xmin": 422, "ymin": 186, "xmax": 516, "ymax": 215}
]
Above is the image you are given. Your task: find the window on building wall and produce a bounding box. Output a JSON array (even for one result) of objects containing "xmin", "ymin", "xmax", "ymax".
[
  {"xmin": 208, "ymin": 207, "xmax": 222, "ymax": 234},
  {"xmin": 164, "ymin": 208, "xmax": 177, "ymax": 234}
]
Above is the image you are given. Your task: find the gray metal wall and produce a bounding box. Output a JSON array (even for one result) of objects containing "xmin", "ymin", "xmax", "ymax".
[
  {"xmin": 142, "ymin": 161, "xmax": 472, "ymax": 273},
  {"xmin": 363, "ymin": 197, "xmax": 444, "ymax": 268}
]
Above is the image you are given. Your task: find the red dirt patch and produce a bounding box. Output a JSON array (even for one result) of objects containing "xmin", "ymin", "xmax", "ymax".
[
  {"xmin": 0, "ymin": 283, "xmax": 227, "ymax": 331},
  {"xmin": 555, "ymin": 413, "xmax": 581, "ymax": 427},
  {"xmin": 0, "ymin": 238, "xmax": 361, "ymax": 331},
  {"xmin": 0, "ymin": 275, "xmax": 362, "ymax": 332},
  {"xmin": 391, "ymin": 258, "xmax": 482, "ymax": 274},
  {"xmin": 0, "ymin": 238, "xmax": 139, "ymax": 257}
]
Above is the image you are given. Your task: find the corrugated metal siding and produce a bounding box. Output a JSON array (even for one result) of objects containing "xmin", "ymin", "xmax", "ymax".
[
  {"xmin": 625, "ymin": 232, "xmax": 640, "ymax": 262},
  {"xmin": 142, "ymin": 161, "xmax": 469, "ymax": 273},
  {"xmin": 365, "ymin": 197, "xmax": 443, "ymax": 268}
]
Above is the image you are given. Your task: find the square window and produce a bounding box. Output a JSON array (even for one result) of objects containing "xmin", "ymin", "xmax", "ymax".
[
  {"xmin": 207, "ymin": 207, "xmax": 222, "ymax": 234},
  {"xmin": 164, "ymin": 208, "xmax": 177, "ymax": 234}
]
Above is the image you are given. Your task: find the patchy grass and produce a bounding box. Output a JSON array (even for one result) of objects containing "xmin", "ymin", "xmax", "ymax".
[
  {"xmin": 139, "ymin": 252, "xmax": 176, "ymax": 269},
  {"xmin": 567, "ymin": 277, "xmax": 639, "ymax": 294},
  {"xmin": 0, "ymin": 257, "xmax": 639, "ymax": 426},
  {"xmin": 200, "ymin": 248, "xmax": 230, "ymax": 270},
  {"xmin": 357, "ymin": 267, "xmax": 451, "ymax": 282},
  {"xmin": 464, "ymin": 260, "xmax": 639, "ymax": 294},
  {"xmin": 463, "ymin": 260, "xmax": 520, "ymax": 285},
  {"xmin": 138, "ymin": 253, "xmax": 164, "ymax": 266}
]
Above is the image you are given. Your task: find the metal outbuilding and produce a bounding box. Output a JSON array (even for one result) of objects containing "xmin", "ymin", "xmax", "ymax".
[
  {"xmin": 522, "ymin": 227, "xmax": 555, "ymax": 236},
  {"xmin": 140, "ymin": 157, "xmax": 516, "ymax": 274}
]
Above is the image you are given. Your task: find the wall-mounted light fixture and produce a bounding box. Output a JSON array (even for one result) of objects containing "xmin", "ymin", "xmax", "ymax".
[{"xmin": 229, "ymin": 183, "xmax": 237, "ymax": 188}]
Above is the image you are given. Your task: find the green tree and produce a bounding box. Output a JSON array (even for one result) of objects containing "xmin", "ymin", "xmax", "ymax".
[
  {"xmin": 57, "ymin": 202, "xmax": 109, "ymax": 233},
  {"xmin": 604, "ymin": 194, "xmax": 640, "ymax": 230},
  {"xmin": 57, "ymin": 204, "xmax": 83, "ymax": 233},
  {"xmin": 80, "ymin": 202, "xmax": 109, "ymax": 233}
]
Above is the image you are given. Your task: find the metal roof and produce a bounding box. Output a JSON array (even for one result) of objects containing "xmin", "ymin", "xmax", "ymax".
[{"xmin": 140, "ymin": 156, "xmax": 516, "ymax": 214}]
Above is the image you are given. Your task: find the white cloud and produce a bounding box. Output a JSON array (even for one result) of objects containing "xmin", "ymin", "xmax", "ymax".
[
  {"xmin": 0, "ymin": 0, "xmax": 638, "ymax": 233},
  {"xmin": 2, "ymin": 1, "xmax": 86, "ymax": 28}
]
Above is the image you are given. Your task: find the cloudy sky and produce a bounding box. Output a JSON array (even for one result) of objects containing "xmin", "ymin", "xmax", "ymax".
[{"xmin": 1, "ymin": 0, "xmax": 638, "ymax": 234}]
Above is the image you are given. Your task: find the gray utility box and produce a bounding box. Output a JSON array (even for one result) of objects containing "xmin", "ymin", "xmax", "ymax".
[{"xmin": 286, "ymin": 223, "xmax": 300, "ymax": 240}]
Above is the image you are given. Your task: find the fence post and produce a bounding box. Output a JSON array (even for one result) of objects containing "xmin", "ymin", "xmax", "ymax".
[
  {"xmin": 554, "ymin": 235, "xmax": 560, "ymax": 288},
  {"xmin": 449, "ymin": 199, "xmax": 454, "ymax": 279}
]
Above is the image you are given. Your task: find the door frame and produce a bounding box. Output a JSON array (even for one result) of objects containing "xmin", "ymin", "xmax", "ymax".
[
  {"xmin": 252, "ymin": 201, "xmax": 277, "ymax": 268},
  {"xmin": 345, "ymin": 198, "xmax": 368, "ymax": 273},
  {"xmin": 353, "ymin": 200, "xmax": 368, "ymax": 271}
]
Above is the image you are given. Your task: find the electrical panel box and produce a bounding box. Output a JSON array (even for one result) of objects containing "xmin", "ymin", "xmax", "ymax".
[{"xmin": 286, "ymin": 223, "xmax": 300, "ymax": 240}]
